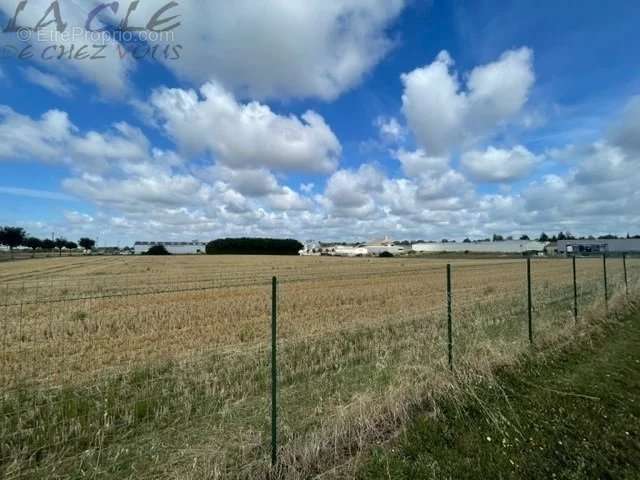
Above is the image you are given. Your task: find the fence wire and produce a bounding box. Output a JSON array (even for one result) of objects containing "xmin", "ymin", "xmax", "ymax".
[{"xmin": 0, "ymin": 255, "xmax": 637, "ymax": 479}]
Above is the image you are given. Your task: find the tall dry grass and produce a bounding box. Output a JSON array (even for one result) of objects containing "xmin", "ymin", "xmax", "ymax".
[{"xmin": 0, "ymin": 255, "xmax": 638, "ymax": 479}]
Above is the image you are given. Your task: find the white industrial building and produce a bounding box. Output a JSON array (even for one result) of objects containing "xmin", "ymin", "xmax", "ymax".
[
  {"xmin": 134, "ymin": 241, "xmax": 206, "ymax": 255},
  {"xmin": 334, "ymin": 245, "xmax": 370, "ymax": 256},
  {"xmin": 412, "ymin": 240, "xmax": 547, "ymax": 254},
  {"xmin": 557, "ymin": 238, "xmax": 640, "ymax": 255},
  {"xmin": 364, "ymin": 236, "xmax": 408, "ymax": 255}
]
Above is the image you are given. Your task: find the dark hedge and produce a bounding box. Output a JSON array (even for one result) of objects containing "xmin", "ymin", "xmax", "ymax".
[
  {"xmin": 206, "ymin": 238, "xmax": 303, "ymax": 255},
  {"xmin": 146, "ymin": 245, "xmax": 171, "ymax": 255}
]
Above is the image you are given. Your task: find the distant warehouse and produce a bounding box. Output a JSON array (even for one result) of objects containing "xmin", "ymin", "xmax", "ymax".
[
  {"xmin": 134, "ymin": 241, "xmax": 206, "ymax": 255},
  {"xmin": 557, "ymin": 238, "xmax": 640, "ymax": 255},
  {"xmin": 412, "ymin": 240, "xmax": 547, "ymax": 255}
]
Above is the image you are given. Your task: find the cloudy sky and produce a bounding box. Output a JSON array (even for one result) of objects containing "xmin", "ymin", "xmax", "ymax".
[{"xmin": 0, "ymin": 1, "xmax": 639, "ymax": 246}]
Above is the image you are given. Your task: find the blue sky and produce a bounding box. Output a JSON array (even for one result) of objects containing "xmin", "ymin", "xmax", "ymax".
[{"xmin": 0, "ymin": 0, "xmax": 639, "ymax": 246}]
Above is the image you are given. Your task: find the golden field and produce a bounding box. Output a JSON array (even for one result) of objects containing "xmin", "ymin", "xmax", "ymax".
[{"xmin": 0, "ymin": 254, "xmax": 637, "ymax": 479}]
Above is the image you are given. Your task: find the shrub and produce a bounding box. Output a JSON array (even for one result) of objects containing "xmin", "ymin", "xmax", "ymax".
[
  {"xmin": 379, "ymin": 251, "xmax": 394, "ymax": 258},
  {"xmin": 146, "ymin": 245, "xmax": 171, "ymax": 255}
]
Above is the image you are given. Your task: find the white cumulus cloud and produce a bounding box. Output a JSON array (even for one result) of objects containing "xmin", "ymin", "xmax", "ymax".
[
  {"xmin": 149, "ymin": 82, "xmax": 342, "ymax": 173},
  {"xmin": 6, "ymin": 0, "xmax": 406, "ymax": 100},
  {"xmin": 394, "ymin": 148, "xmax": 449, "ymax": 177},
  {"xmin": 376, "ymin": 116, "xmax": 407, "ymax": 144},
  {"xmin": 321, "ymin": 164, "xmax": 384, "ymax": 218},
  {"xmin": 131, "ymin": 0, "xmax": 406, "ymax": 100},
  {"xmin": 461, "ymin": 145, "xmax": 540, "ymax": 182},
  {"xmin": 401, "ymin": 48, "xmax": 534, "ymax": 155},
  {"xmin": 0, "ymin": 0, "xmax": 133, "ymax": 96},
  {"xmin": 0, "ymin": 106, "xmax": 73, "ymax": 162}
]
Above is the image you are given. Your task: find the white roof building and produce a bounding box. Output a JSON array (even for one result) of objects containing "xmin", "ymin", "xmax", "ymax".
[
  {"xmin": 412, "ymin": 240, "xmax": 547, "ymax": 254},
  {"xmin": 334, "ymin": 245, "xmax": 370, "ymax": 257},
  {"xmin": 364, "ymin": 236, "xmax": 407, "ymax": 255}
]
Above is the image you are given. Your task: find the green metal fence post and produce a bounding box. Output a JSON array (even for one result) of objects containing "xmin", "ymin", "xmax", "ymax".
[
  {"xmin": 271, "ymin": 276, "xmax": 278, "ymax": 467},
  {"xmin": 572, "ymin": 256, "xmax": 578, "ymax": 323},
  {"xmin": 623, "ymin": 253, "xmax": 629, "ymax": 297},
  {"xmin": 602, "ymin": 254, "xmax": 608, "ymax": 315},
  {"xmin": 446, "ymin": 264, "xmax": 453, "ymax": 370},
  {"xmin": 527, "ymin": 257, "xmax": 533, "ymax": 344}
]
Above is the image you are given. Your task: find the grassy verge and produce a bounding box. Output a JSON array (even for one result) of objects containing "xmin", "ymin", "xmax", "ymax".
[{"xmin": 357, "ymin": 303, "xmax": 640, "ymax": 479}]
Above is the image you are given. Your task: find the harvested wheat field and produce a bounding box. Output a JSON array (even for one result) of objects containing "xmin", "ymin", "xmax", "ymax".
[{"xmin": 0, "ymin": 254, "xmax": 638, "ymax": 479}]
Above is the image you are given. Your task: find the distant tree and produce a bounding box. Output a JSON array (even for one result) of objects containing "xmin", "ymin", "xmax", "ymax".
[
  {"xmin": 492, "ymin": 234, "xmax": 504, "ymax": 242},
  {"xmin": 0, "ymin": 226, "xmax": 26, "ymax": 259},
  {"xmin": 41, "ymin": 239, "xmax": 55, "ymax": 251},
  {"xmin": 206, "ymin": 238, "xmax": 303, "ymax": 256},
  {"xmin": 627, "ymin": 233, "xmax": 631, "ymax": 239},
  {"xmin": 587, "ymin": 235, "xmax": 595, "ymax": 240},
  {"xmin": 558, "ymin": 232, "xmax": 567, "ymax": 241},
  {"xmin": 147, "ymin": 245, "xmax": 171, "ymax": 255},
  {"xmin": 520, "ymin": 235, "xmax": 530, "ymax": 240},
  {"xmin": 54, "ymin": 237, "xmax": 67, "ymax": 257},
  {"xmin": 65, "ymin": 241, "xmax": 78, "ymax": 250},
  {"xmin": 441, "ymin": 239, "xmax": 449, "ymax": 243},
  {"xmin": 79, "ymin": 238, "xmax": 96, "ymax": 251},
  {"xmin": 24, "ymin": 237, "xmax": 42, "ymax": 257},
  {"xmin": 379, "ymin": 251, "xmax": 394, "ymax": 258},
  {"xmin": 463, "ymin": 238, "xmax": 471, "ymax": 243},
  {"xmin": 24, "ymin": 237, "xmax": 43, "ymax": 251},
  {"xmin": 550, "ymin": 235, "xmax": 558, "ymax": 242},
  {"xmin": 598, "ymin": 234, "xmax": 618, "ymax": 240},
  {"xmin": 538, "ymin": 232, "xmax": 549, "ymax": 242},
  {"xmin": 506, "ymin": 235, "xmax": 514, "ymax": 241}
]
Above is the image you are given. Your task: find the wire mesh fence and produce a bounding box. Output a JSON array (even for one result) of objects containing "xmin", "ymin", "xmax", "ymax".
[{"xmin": 0, "ymin": 254, "xmax": 638, "ymax": 478}]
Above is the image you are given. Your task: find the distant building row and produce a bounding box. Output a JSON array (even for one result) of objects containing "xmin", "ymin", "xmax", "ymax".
[
  {"xmin": 412, "ymin": 240, "xmax": 548, "ymax": 254},
  {"xmin": 301, "ymin": 238, "xmax": 640, "ymax": 257},
  {"xmin": 299, "ymin": 239, "xmax": 547, "ymax": 257}
]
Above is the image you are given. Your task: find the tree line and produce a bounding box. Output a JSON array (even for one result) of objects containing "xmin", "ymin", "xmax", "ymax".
[
  {"xmin": 0, "ymin": 226, "xmax": 96, "ymax": 257},
  {"xmin": 530, "ymin": 232, "xmax": 639, "ymax": 242}
]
